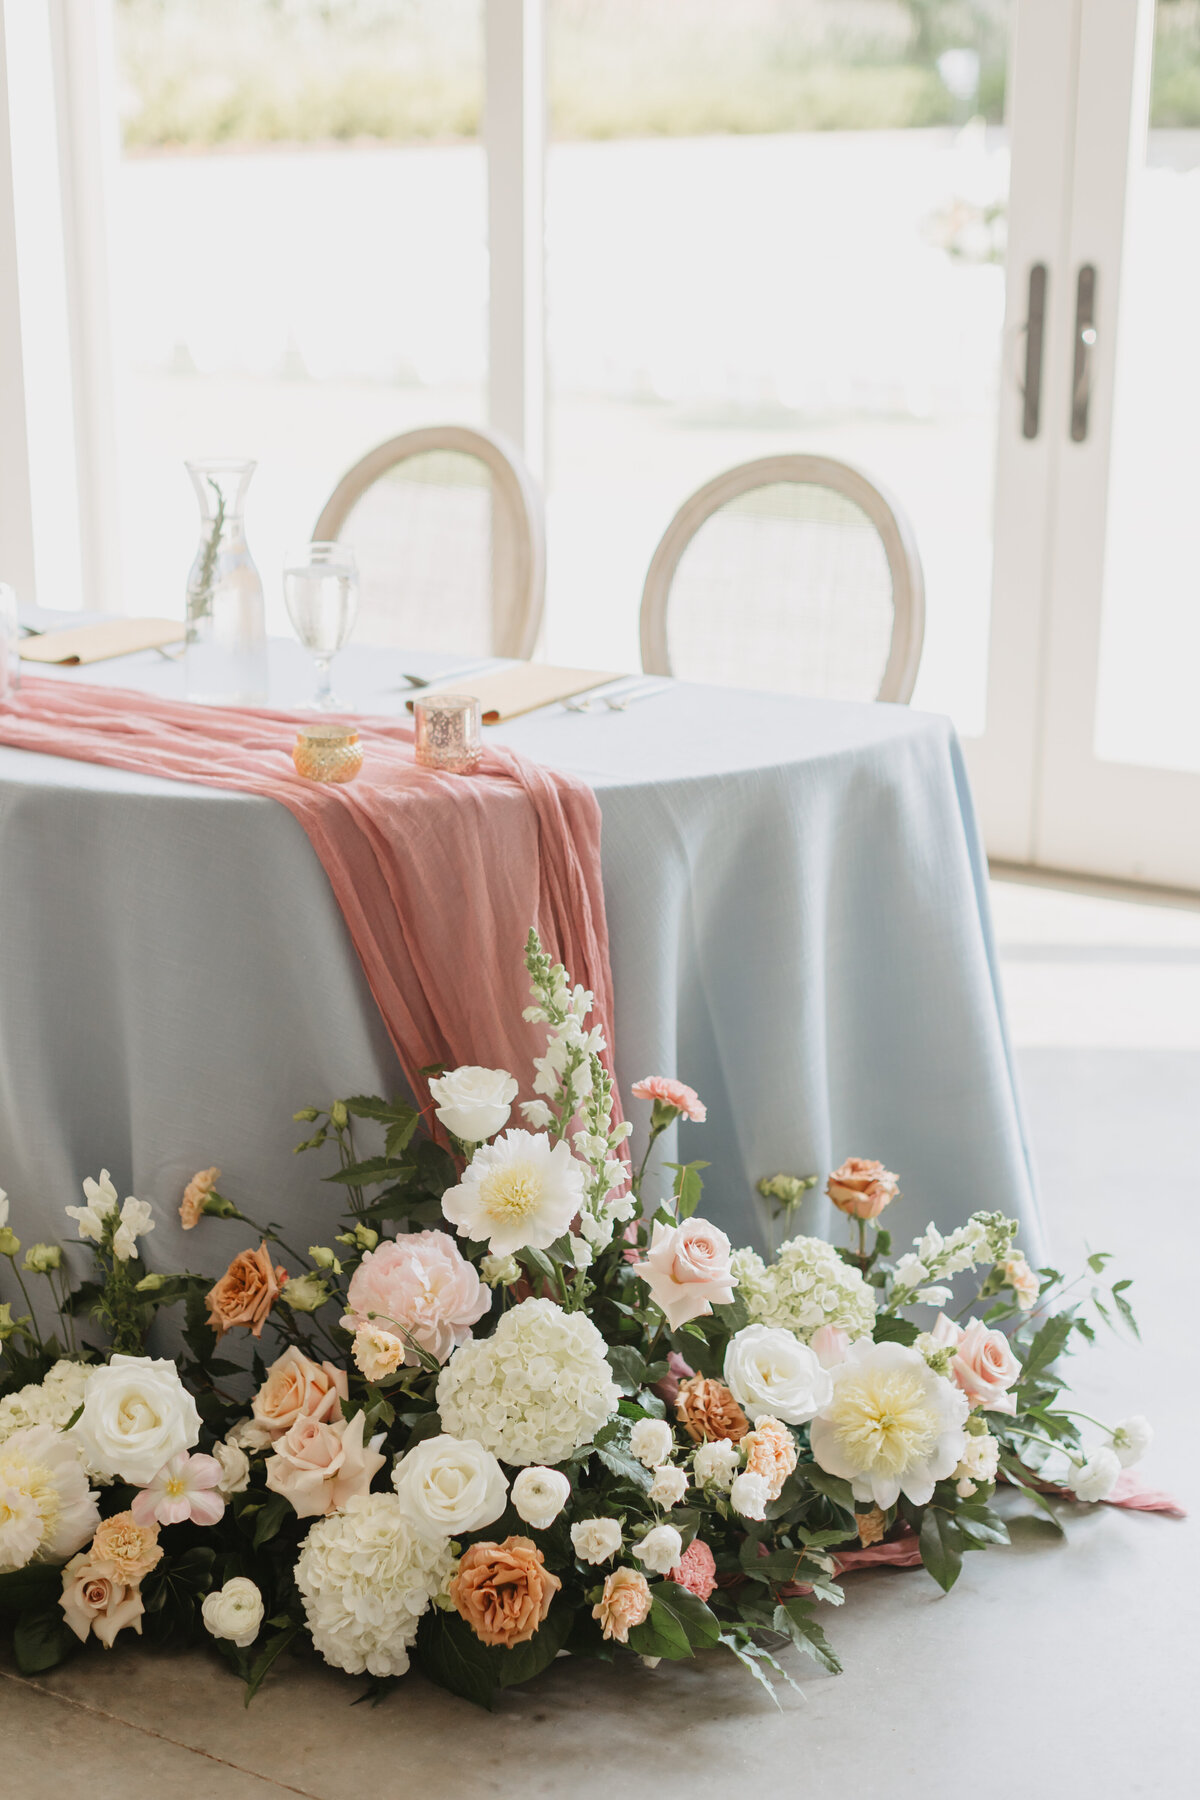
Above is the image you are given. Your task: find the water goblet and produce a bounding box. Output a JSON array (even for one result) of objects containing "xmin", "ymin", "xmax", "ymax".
[{"xmin": 283, "ymin": 542, "xmax": 359, "ymax": 711}]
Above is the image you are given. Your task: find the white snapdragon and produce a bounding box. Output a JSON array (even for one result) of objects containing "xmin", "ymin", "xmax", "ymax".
[
  {"xmin": 112, "ymin": 1197, "xmax": 154, "ymax": 1263},
  {"xmin": 954, "ymin": 1427, "xmax": 1000, "ymax": 1497},
  {"xmin": 634, "ymin": 1524, "xmax": 683, "ymax": 1576},
  {"xmin": 213, "ymin": 1438, "xmax": 251, "ymax": 1496},
  {"xmin": 893, "ymin": 1213, "xmax": 1020, "ymax": 1301},
  {"xmin": 629, "ymin": 1417, "xmax": 674, "ymax": 1469},
  {"xmin": 520, "ymin": 1099, "xmax": 555, "ymax": 1130},
  {"xmin": 693, "ymin": 1438, "xmax": 740, "ymax": 1492},
  {"xmin": 65, "ymin": 1170, "xmax": 120, "ymax": 1242}
]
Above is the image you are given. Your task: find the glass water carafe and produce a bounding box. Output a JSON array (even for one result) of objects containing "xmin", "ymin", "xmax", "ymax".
[{"xmin": 185, "ymin": 459, "xmax": 268, "ymax": 705}]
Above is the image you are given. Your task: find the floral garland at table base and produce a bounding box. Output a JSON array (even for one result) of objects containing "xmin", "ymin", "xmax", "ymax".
[{"xmin": 0, "ymin": 932, "xmax": 1159, "ymax": 1707}]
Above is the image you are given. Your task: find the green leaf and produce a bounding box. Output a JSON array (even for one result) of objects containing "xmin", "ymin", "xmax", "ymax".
[
  {"xmin": 323, "ymin": 1156, "xmax": 404, "ymax": 1186},
  {"xmin": 251, "ymin": 1491, "xmax": 292, "ymax": 1550},
  {"xmin": 652, "ymin": 1581, "xmax": 722, "ymax": 1650},
  {"xmin": 802, "ymin": 1466, "xmax": 857, "ymax": 1512},
  {"xmin": 517, "ymin": 1245, "xmax": 557, "ymax": 1288},
  {"xmin": 664, "ymin": 1161, "xmax": 710, "ymax": 1220},
  {"xmin": 416, "ymin": 1608, "xmax": 496, "ymax": 1710},
  {"xmin": 606, "ymin": 1344, "xmax": 648, "ymax": 1393},
  {"xmin": 773, "ymin": 1597, "xmax": 843, "ymax": 1674},
  {"xmin": 594, "ymin": 1441, "xmax": 653, "ymax": 1493},
  {"xmin": 997, "ymin": 1453, "xmax": 1066, "ymax": 1533},
  {"xmin": 627, "ymin": 1595, "xmax": 693, "ymax": 1661},
  {"xmin": 718, "ymin": 1631, "xmax": 799, "ymax": 1706},
  {"xmin": 13, "ymin": 1607, "xmax": 74, "ymax": 1675},
  {"xmin": 343, "ymin": 1095, "xmax": 415, "ymax": 1124},
  {"xmin": 1019, "ymin": 1314, "xmax": 1075, "ymax": 1385},
  {"xmin": 384, "ymin": 1114, "xmax": 421, "ymax": 1159},
  {"xmin": 243, "ymin": 1623, "xmax": 300, "ymax": 1706},
  {"xmin": 1086, "ymin": 1251, "xmax": 1112, "ymax": 1274},
  {"xmin": 918, "ymin": 1508, "xmax": 964, "ymax": 1593},
  {"xmin": 872, "ymin": 1313, "xmax": 920, "ymax": 1346},
  {"xmin": 494, "ymin": 1601, "xmax": 576, "ymax": 1687},
  {"xmin": 1111, "ymin": 1282, "xmax": 1140, "ymax": 1340},
  {"xmin": 0, "ymin": 1563, "xmax": 63, "ymax": 1618}
]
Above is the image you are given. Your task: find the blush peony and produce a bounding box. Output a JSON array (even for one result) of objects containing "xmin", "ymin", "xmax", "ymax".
[
  {"xmin": 341, "ymin": 1231, "xmax": 489, "ymax": 1364},
  {"xmin": 440, "ymin": 1131, "xmax": 586, "ymax": 1258}
]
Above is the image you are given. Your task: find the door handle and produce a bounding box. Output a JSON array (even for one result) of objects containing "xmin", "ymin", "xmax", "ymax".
[
  {"xmin": 1021, "ymin": 262, "xmax": 1047, "ymax": 439},
  {"xmin": 1070, "ymin": 263, "xmax": 1097, "ymax": 442}
]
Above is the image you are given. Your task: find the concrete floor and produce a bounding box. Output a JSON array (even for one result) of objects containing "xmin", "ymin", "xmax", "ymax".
[{"xmin": 3, "ymin": 872, "xmax": 1195, "ymax": 1797}]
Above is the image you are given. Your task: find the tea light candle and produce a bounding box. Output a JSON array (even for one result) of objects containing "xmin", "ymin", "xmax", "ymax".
[
  {"xmin": 293, "ymin": 723, "xmax": 363, "ymax": 784},
  {"xmin": 413, "ymin": 693, "xmax": 482, "ymax": 773}
]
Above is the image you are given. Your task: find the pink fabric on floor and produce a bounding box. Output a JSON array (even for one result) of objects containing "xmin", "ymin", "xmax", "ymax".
[
  {"xmin": 1101, "ymin": 1469, "xmax": 1185, "ymax": 1517},
  {"xmin": 0, "ymin": 678, "xmax": 621, "ymax": 1123}
]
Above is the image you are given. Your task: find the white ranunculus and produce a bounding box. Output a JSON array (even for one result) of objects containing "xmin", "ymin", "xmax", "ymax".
[
  {"xmin": 213, "ymin": 1438, "xmax": 251, "ymax": 1496},
  {"xmin": 111, "ymin": 1196, "xmax": 154, "ymax": 1263},
  {"xmin": 730, "ymin": 1470, "xmax": 771, "ymax": 1521},
  {"xmin": 511, "ymin": 1465, "xmax": 571, "ymax": 1530},
  {"xmin": 428, "ymin": 1066, "xmax": 519, "ymax": 1144},
  {"xmin": 392, "ymin": 1434, "xmax": 508, "ymax": 1539},
  {"xmin": 69, "ymin": 1353, "xmax": 201, "ymax": 1486},
  {"xmin": 570, "ymin": 1516, "xmax": 623, "ymax": 1564},
  {"xmin": 201, "ymin": 1577, "xmax": 264, "ymax": 1649},
  {"xmin": 648, "ymin": 1464, "xmax": 688, "ymax": 1508},
  {"xmin": 441, "ymin": 1130, "xmax": 587, "ymax": 1257},
  {"xmin": 634, "ymin": 1523, "xmax": 683, "ymax": 1576},
  {"xmin": 629, "ymin": 1417, "xmax": 674, "ymax": 1469},
  {"xmin": 723, "ymin": 1324, "xmax": 833, "ymax": 1426},
  {"xmin": 693, "ymin": 1438, "xmax": 740, "ymax": 1492},
  {"xmin": 1111, "ymin": 1415, "xmax": 1153, "ymax": 1468},
  {"xmin": 1073, "ymin": 1447, "xmax": 1121, "ymax": 1502}
]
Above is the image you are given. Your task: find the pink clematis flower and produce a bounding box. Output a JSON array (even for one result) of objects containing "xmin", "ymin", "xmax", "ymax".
[{"xmin": 131, "ymin": 1451, "xmax": 226, "ymax": 1528}]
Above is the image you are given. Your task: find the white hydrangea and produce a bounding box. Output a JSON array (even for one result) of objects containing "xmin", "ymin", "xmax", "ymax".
[
  {"xmin": 731, "ymin": 1235, "xmax": 876, "ymax": 1342},
  {"xmin": 294, "ymin": 1493, "xmax": 455, "ymax": 1678},
  {"xmin": 436, "ymin": 1297, "xmax": 620, "ymax": 1467},
  {"xmin": 0, "ymin": 1361, "xmax": 94, "ymax": 1447}
]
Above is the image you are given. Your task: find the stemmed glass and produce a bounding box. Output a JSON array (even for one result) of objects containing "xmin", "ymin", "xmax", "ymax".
[{"xmin": 283, "ymin": 542, "xmax": 360, "ymax": 711}]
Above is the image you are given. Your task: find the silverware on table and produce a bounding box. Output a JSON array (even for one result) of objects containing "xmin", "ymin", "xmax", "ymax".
[{"xmin": 562, "ymin": 676, "xmax": 644, "ymax": 713}]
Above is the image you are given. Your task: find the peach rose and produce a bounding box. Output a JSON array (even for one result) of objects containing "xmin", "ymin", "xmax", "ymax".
[
  {"xmin": 742, "ymin": 1416, "xmax": 799, "ymax": 1501},
  {"xmin": 675, "ymin": 1374, "xmax": 749, "ymax": 1445},
  {"xmin": 450, "ymin": 1536, "xmax": 561, "ymax": 1649},
  {"xmin": 251, "ymin": 1346, "xmax": 348, "ymax": 1440},
  {"xmin": 931, "ymin": 1313, "xmax": 1020, "ymax": 1415},
  {"xmin": 179, "ymin": 1167, "xmax": 220, "ymax": 1230},
  {"xmin": 592, "ymin": 1565, "xmax": 652, "ymax": 1644},
  {"xmin": 205, "ymin": 1241, "xmax": 287, "ymax": 1339},
  {"xmin": 826, "ymin": 1158, "xmax": 899, "ymax": 1221},
  {"xmin": 88, "ymin": 1511, "xmax": 163, "ymax": 1584},
  {"xmin": 341, "ymin": 1231, "xmax": 490, "ymax": 1364},
  {"xmin": 631, "ymin": 1077, "xmax": 706, "ymax": 1122},
  {"xmin": 669, "ymin": 1538, "xmax": 717, "ymax": 1602},
  {"xmin": 60, "ymin": 1552, "xmax": 145, "ymax": 1648},
  {"xmin": 263, "ymin": 1410, "xmax": 386, "ymax": 1519},
  {"xmin": 633, "ymin": 1217, "xmax": 736, "ymax": 1330}
]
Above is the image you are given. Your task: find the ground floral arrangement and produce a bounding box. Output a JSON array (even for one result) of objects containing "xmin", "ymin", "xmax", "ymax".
[{"xmin": 0, "ymin": 933, "xmax": 1154, "ymax": 1707}]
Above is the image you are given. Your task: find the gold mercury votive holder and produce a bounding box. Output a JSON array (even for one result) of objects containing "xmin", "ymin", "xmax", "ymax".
[
  {"xmin": 293, "ymin": 723, "xmax": 364, "ymax": 784},
  {"xmin": 413, "ymin": 692, "xmax": 483, "ymax": 774}
]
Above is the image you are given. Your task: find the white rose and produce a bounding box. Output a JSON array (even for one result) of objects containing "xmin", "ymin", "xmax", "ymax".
[
  {"xmin": 392, "ymin": 1434, "xmax": 508, "ymax": 1538},
  {"xmin": 730, "ymin": 1470, "xmax": 771, "ymax": 1520},
  {"xmin": 1111, "ymin": 1415, "xmax": 1153, "ymax": 1468},
  {"xmin": 634, "ymin": 1523, "xmax": 683, "ymax": 1576},
  {"xmin": 70, "ymin": 1354, "xmax": 201, "ymax": 1486},
  {"xmin": 213, "ymin": 1438, "xmax": 251, "ymax": 1496},
  {"xmin": 648, "ymin": 1464, "xmax": 688, "ymax": 1508},
  {"xmin": 693, "ymin": 1438, "xmax": 740, "ymax": 1492},
  {"xmin": 723, "ymin": 1323, "xmax": 833, "ymax": 1425},
  {"xmin": 428, "ymin": 1066, "xmax": 518, "ymax": 1144},
  {"xmin": 511, "ymin": 1465, "xmax": 571, "ymax": 1530},
  {"xmin": 629, "ymin": 1417, "xmax": 674, "ymax": 1469},
  {"xmin": 202, "ymin": 1577, "xmax": 264, "ymax": 1649},
  {"xmin": 1073, "ymin": 1447, "xmax": 1121, "ymax": 1503},
  {"xmin": 570, "ymin": 1517, "xmax": 623, "ymax": 1564}
]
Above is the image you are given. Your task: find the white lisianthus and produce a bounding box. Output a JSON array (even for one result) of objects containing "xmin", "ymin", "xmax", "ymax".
[
  {"xmin": 634, "ymin": 1523, "xmax": 683, "ymax": 1576},
  {"xmin": 112, "ymin": 1196, "xmax": 154, "ymax": 1263},
  {"xmin": 296, "ymin": 1493, "xmax": 455, "ymax": 1677},
  {"xmin": 281, "ymin": 1272, "xmax": 329, "ymax": 1313},
  {"xmin": 1111, "ymin": 1415, "xmax": 1153, "ymax": 1468},
  {"xmin": 201, "ymin": 1577, "xmax": 264, "ymax": 1649},
  {"xmin": 693, "ymin": 1438, "xmax": 740, "ymax": 1492},
  {"xmin": 0, "ymin": 1425, "xmax": 100, "ymax": 1571},
  {"xmin": 723, "ymin": 1324, "xmax": 833, "ymax": 1426},
  {"xmin": 428, "ymin": 1066, "xmax": 519, "ymax": 1144},
  {"xmin": 441, "ymin": 1130, "xmax": 586, "ymax": 1256},
  {"xmin": 570, "ymin": 1516, "xmax": 623, "ymax": 1564},
  {"xmin": 512, "ymin": 1465, "xmax": 571, "ymax": 1529},
  {"xmin": 810, "ymin": 1339, "xmax": 968, "ymax": 1509},
  {"xmin": 1073, "ymin": 1447, "xmax": 1121, "ymax": 1503},
  {"xmin": 70, "ymin": 1354, "xmax": 202, "ymax": 1487},
  {"xmin": 954, "ymin": 1427, "xmax": 1000, "ymax": 1496},
  {"xmin": 65, "ymin": 1170, "xmax": 120, "ymax": 1242},
  {"xmin": 729, "ymin": 1470, "xmax": 771, "ymax": 1521},
  {"xmin": 648, "ymin": 1464, "xmax": 688, "ymax": 1508},
  {"xmin": 213, "ymin": 1439, "xmax": 251, "ymax": 1497},
  {"xmin": 520, "ymin": 1099, "xmax": 555, "ymax": 1130},
  {"xmin": 629, "ymin": 1417, "xmax": 674, "ymax": 1469},
  {"xmin": 391, "ymin": 1435, "xmax": 508, "ymax": 1539}
]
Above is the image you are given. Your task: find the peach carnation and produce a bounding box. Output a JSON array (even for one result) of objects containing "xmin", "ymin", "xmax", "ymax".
[
  {"xmin": 179, "ymin": 1167, "xmax": 220, "ymax": 1230},
  {"xmin": 631, "ymin": 1077, "xmax": 706, "ymax": 1122},
  {"xmin": 205, "ymin": 1241, "xmax": 287, "ymax": 1339},
  {"xmin": 341, "ymin": 1231, "xmax": 490, "ymax": 1365},
  {"xmin": 252, "ymin": 1347, "xmax": 348, "ymax": 1440},
  {"xmin": 675, "ymin": 1374, "xmax": 749, "ymax": 1445},
  {"xmin": 88, "ymin": 1510, "xmax": 164, "ymax": 1584},
  {"xmin": 826, "ymin": 1158, "xmax": 899, "ymax": 1222},
  {"xmin": 669, "ymin": 1538, "xmax": 717, "ymax": 1602},
  {"xmin": 742, "ymin": 1416, "xmax": 798, "ymax": 1501},
  {"xmin": 593, "ymin": 1565, "xmax": 652, "ymax": 1643},
  {"xmin": 450, "ymin": 1535, "xmax": 561, "ymax": 1649}
]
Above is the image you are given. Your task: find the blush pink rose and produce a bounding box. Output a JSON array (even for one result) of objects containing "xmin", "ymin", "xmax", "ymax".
[
  {"xmin": 341, "ymin": 1231, "xmax": 490, "ymax": 1364},
  {"xmin": 263, "ymin": 1410, "xmax": 386, "ymax": 1519},
  {"xmin": 931, "ymin": 1313, "xmax": 1020, "ymax": 1415},
  {"xmin": 826, "ymin": 1158, "xmax": 899, "ymax": 1221},
  {"xmin": 809, "ymin": 1324, "xmax": 853, "ymax": 1369},
  {"xmin": 633, "ymin": 1217, "xmax": 736, "ymax": 1329},
  {"xmin": 251, "ymin": 1346, "xmax": 348, "ymax": 1440},
  {"xmin": 631, "ymin": 1077, "xmax": 707, "ymax": 1123},
  {"xmin": 669, "ymin": 1538, "xmax": 717, "ymax": 1602}
]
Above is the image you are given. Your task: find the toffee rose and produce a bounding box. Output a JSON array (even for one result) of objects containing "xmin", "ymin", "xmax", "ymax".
[
  {"xmin": 206, "ymin": 1241, "xmax": 287, "ymax": 1339},
  {"xmin": 341, "ymin": 1231, "xmax": 489, "ymax": 1364},
  {"xmin": 251, "ymin": 1347, "xmax": 348, "ymax": 1440},
  {"xmin": 826, "ymin": 1158, "xmax": 899, "ymax": 1222},
  {"xmin": 742, "ymin": 1415, "xmax": 799, "ymax": 1501},
  {"xmin": 264, "ymin": 1411, "xmax": 386, "ymax": 1519},
  {"xmin": 60, "ymin": 1553, "xmax": 144, "ymax": 1648},
  {"xmin": 674, "ymin": 1374, "xmax": 749, "ymax": 1445},
  {"xmin": 449, "ymin": 1536, "xmax": 561, "ymax": 1649},
  {"xmin": 593, "ymin": 1565, "xmax": 652, "ymax": 1643}
]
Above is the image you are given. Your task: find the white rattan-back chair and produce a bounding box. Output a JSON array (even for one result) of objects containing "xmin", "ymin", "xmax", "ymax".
[
  {"xmin": 313, "ymin": 425, "xmax": 545, "ymax": 657},
  {"xmin": 640, "ymin": 455, "xmax": 925, "ymax": 703}
]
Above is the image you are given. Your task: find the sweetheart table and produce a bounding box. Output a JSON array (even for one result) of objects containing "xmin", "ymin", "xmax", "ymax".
[{"xmin": 0, "ymin": 638, "xmax": 1042, "ymax": 1280}]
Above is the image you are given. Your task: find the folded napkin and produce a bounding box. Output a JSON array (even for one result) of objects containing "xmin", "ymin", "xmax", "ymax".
[
  {"xmin": 19, "ymin": 617, "xmax": 185, "ymax": 665},
  {"xmin": 409, "ymin": 663, "xmax": 625, "ymax": 723},
  {"xmin": 0, "ymin": 678, "xmax": 621, "ymax": 1126}
]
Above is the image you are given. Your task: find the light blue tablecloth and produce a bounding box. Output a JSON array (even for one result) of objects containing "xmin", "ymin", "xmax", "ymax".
[{"xmin": 0, "ymin": 640, "xmax": 1042, "ymax": 1300}]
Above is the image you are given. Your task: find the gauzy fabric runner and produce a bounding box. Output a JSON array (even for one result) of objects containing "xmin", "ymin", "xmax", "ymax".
[{"xmin": 0, "ymin": 678, "xmax": 620, "ymax": 1123}]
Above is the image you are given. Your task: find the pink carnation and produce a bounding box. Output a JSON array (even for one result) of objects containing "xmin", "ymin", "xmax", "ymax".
[
  {"xmin": 341, "ymin": 1230, "xmax": 490, "ymax": 1364},
  {"xmin": 631, "ymin": 1077, "xmax": 707, "ymax": 1123},
  {"xmin": 670, "ymin": 1538, "xmax": 717, "ymax": 1602}
]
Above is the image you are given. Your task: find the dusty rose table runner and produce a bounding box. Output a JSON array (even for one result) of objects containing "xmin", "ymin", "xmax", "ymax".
[{"xmin": 0, "ymin": 678, "xmax": 620, "ymax": 1120}]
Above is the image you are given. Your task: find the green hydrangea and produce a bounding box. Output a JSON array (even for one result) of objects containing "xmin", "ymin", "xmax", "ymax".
[{"xmin": 732, "ymin": 1234, "xmax": 876, "ymax": 1341}]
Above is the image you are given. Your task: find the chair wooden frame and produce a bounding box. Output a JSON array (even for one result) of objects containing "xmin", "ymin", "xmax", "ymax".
[
  {"xmin": 639, "ymin": 454, "xmax": 926, "ymax": 703},
  {"xmin": 312, "ymin": 424, "xmax": 546, "ymax": 659}
]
